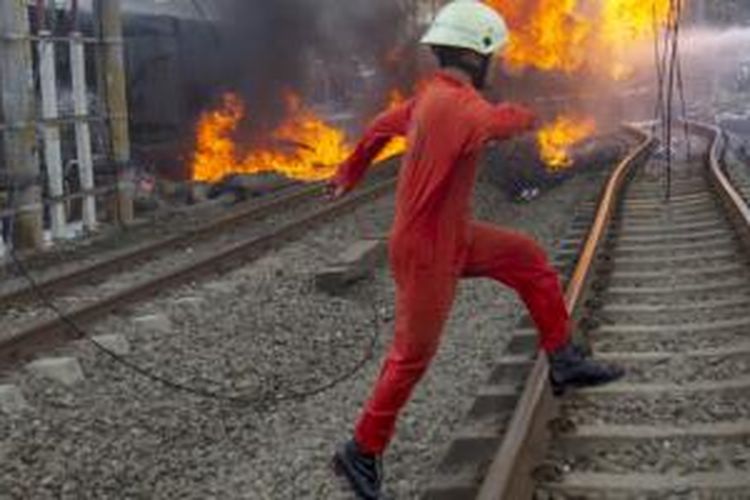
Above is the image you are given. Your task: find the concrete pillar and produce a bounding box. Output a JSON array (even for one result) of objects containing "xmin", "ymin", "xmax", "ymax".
[
  {"xmin": 95, "ymin": 0, "xmax": 133, "ymax": 224},
  {"xmin": 70, "ymin": 32, "xmax": 97, "ymax": 231},
  {"xmin": 0, "ymin": 0, "xmax": 44, "ymax": 249},
  {"xmin": 38, "ymin": 30, "xmax": 67, "ymax": 240}
]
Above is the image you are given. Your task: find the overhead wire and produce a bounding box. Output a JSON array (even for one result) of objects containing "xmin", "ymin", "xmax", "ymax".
[
  {"xmin": 652, "ymin": 0, "xmax": 687, "ymax": 201},
  {"xmin": 676, "ymin": 25, "xmax": 692, "ymax": 161},
  {"xmin": 651, "ymin": 1, "xmax": 665, "ymax": 138},
  {"xmin": 664, "ymin": 0, "xmax": 681, "ymax": 200}
]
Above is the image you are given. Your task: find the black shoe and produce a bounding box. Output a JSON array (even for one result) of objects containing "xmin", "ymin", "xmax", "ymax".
[
  {"xmin": 548, "ymin": 343, "xmax": 624, "ymax": 396},
  {"xmin": 333, "ymin": 440, "xmax": 384, "ymax": 500}
]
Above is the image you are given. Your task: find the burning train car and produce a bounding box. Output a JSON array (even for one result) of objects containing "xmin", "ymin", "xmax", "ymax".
[{"xmin": 121, "ymin": 0, "xmax": 421, "ymax": 183}]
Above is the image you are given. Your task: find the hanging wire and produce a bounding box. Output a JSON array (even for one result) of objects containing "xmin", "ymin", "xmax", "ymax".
[
  {"xmin": 652, "ymin": 0, "xmax": 666, "ymax": 138},
  {"xmin": 667, "ymin": 0, "xmax": 687, "ymax": 200},
  {"xmin": 652, "ymin": 0, "xmax": 685, "ymax": 201},
  {"xmin": 676, "ymin": 32, "xmax": 692, "ymax": 161},
  {"xmin": 664, "ymin": 0, "xmax": 679, "ymax": 200}
]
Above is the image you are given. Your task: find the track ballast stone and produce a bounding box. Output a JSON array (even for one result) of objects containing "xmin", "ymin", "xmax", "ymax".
[
  {"xmin": 0, "ymin": 168, "xmax": 602, "ymax": 499},
  {"xmin": 538, "ymin": 137, "xmax": 750, "ymax": 499}
]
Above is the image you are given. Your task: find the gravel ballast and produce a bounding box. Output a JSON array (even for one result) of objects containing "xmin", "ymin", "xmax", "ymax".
[
  {"xmin": 612, "ymin": 353, "xmax": 750, "ymax": 384},
  {"xmin": 0, "ymin": 166, "xmax": 605, "ymax": 499},
  {"xmin": 540, "ymin": 146, "xmax": 750, "ymax": 499},
  {"xmin": 563, "ymin": 391, "xmax": 750, "ymax": 428},
  {"xmin": 548, "ymin": 436, "xmax": 750, "ymax": 475},
  {"xmin": 594, "ymin": 329, "xmax": 750, "ymax": 354}
]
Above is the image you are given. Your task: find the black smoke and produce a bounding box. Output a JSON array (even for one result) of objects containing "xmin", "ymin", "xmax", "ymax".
[{"xmin": 185, "ymin": 0, "xmax": 416, "ymax": 145}]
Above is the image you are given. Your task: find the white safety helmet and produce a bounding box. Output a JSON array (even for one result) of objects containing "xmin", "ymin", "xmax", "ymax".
[{"xmin": 421, "ymin": 0, "xmax": 509, "ymax": 56}]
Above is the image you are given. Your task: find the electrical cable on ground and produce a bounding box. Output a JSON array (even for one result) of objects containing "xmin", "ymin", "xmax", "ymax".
[
  {"xmin": 4, "ymin": 188, "xmax": 384, "ymax": 407},
  {"xmin": 1, "ymin": 1, "xmax": 389, "ymax": 409}
]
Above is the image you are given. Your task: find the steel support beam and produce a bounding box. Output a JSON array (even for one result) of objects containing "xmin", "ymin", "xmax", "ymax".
[
  {"xmin": 70, "ymin": 32, "xmax": 97, "ymax": 231},
  {"xmin": 38, "ymin": 30, "xmax": 67, "ymax": 240}
]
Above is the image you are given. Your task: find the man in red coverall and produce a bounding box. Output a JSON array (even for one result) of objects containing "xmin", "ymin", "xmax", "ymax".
[{"xmin": 331, "ymin": 2, "xmax": 623, "ymax": 498}]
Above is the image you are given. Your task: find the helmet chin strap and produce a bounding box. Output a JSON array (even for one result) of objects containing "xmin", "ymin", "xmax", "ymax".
[
  {"xmin": 448, "ymin": 56, "xmax": 490, "ymax": 90},
  {"xmin": 432, "ymin": 46, "xmax": 491, "ymax": 90},
  {"xmin": 471, "ymin": 56, "xmax": 491, "ymax": 90}
]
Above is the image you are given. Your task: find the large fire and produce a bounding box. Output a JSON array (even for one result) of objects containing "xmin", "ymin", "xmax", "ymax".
[
  {"xmin": 192, "ymin": 93, "xmax": 348, "ymax": 183},
  {"xmin": 485, "ymin": 0, "xmax": 672, "ymax": 78},
  {"xmin": 598, "ymin": 0, "xmax": 674, "ymax": 79},
  {"xmin": 193, "ymin": 1, "xmax": 676, "ymax": 181},
  {"xmin": 537, "ymin": 115, "xmax": 597, "ymax": 170},
  {"xmin": 192, "ymin": 92, "xmax": 406, "ymax": 183},
  {"xmin": 482, "ymin": 0, "xmax": 674, "ymax": 167},
  {"xmin": 500, "ymin": 0, "xmax": 591, "ymax": 73}
]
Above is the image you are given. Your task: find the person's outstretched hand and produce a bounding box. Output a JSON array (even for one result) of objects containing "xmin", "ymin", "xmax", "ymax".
[
  {"xmin": 515, "ymin": 106, "xmax": 537, "ymax": 132},
  {"xmin": 327, "ymin": 180, "xmax": 348, "ymax": 201}
]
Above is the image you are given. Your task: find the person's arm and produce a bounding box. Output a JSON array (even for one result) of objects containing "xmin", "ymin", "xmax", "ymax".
[
  {"xmin": 332, "ymin": 100, "xmax": 414, "ymax": 195},
  {"xmin": 483, "ymin": 102, "xmax": 537, "ymax": 140}
]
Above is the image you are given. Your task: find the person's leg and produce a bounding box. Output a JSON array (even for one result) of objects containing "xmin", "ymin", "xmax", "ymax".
[
  {"xmin": 462, "ymin": 221, "xmax": 570, "ymax": 352},
  {"xmin": 462, "ymin": 222, "xmax": 623, "ymax": 393},
  {"xmin": 355, "ymin": 266, "xmax": 458, "ymax": 454},
  {"xmin": 335, "ymin": 263, "xmax": 458, "ymax": 499}
]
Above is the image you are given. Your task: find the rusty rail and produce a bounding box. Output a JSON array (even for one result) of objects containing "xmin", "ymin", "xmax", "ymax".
[
  {"xmin": 0, "ymin": 178, "xmax": 396, "ymax": 370},
  {"xmin": 475, "ymin": 127, "xmax": 656, "ymax": 500},
  {"xmin": 0, "ymin": 182, "xmax": 323, "ymax": 307},
  {"xmin": 687, "ymin": 121, "xmax": 750, "ymax": 253}
]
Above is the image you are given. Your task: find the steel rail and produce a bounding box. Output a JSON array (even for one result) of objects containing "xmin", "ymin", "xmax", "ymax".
[
  {"xmin": 0, "ymin": 181, "xmax": 320, "ymax": 308},
  {"xmin": 475, "ymin": 127, "xmax": 656, "ymax": 500},
  {"xmin": 0, "ymin": 178, "xmax": 396, "ymax": 370},
  {"xmin": 686, "ymin": 121, "xmax": 750, "ymax": 252}
]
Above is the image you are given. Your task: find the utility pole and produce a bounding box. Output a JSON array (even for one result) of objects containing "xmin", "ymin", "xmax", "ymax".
[
  {"xmin": 0, "ymin": 0, "xmax": 44, "ymax": 249},
  {"xmin": 95, "ymin": 0, "xmax": 133, "ymax": 225}
]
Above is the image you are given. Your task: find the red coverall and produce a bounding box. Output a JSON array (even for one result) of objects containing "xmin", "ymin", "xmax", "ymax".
[{"xmin": 334, "ymin": 71, "xmax": 570, "ymax": 455}]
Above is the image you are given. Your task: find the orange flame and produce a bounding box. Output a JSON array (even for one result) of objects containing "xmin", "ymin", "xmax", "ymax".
[
  {"xmin": 192, "ymin": 93, "xmax": 352, "ymax": 183},
  {"xmin": 192, "ymin": 91, "xmax": 408, "ymax": 183},
  {"xmin": 537, "ymin": 115, "xmax": 596, "ymax": 170},
  {"xmin": 598, "ymin": 0, "xmax": 672, "ymax": 80},
  {"xmin": 485, "ymin": 0, "xmax": 672, "ymax": 78},
  {"xmin": 495, "ymin": 0, "xmax": 591, "ymax": 73}
]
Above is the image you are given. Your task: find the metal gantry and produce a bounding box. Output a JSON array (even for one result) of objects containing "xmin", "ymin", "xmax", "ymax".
[{"xmin": 0, "ymin": 0, "xmax": 132, "ymax": 252}]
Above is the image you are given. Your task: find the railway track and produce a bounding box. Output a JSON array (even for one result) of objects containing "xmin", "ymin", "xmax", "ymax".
[
  {"xmin": 530, "ymin": 126, "xmax": 750, "ymax": 499},
  {"xmin": 0, "ymin": 182, "xmax": 320, "ymax": 307},
  {"xmin": 0, "ymin": 169, "xmax": 398, "ymax": 370},
  {"xmin": 424, "ymin": 122, "xmax": 750, "ymax": 499}
]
